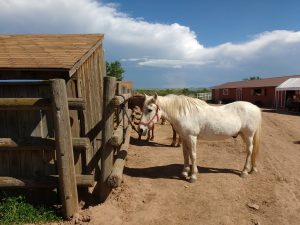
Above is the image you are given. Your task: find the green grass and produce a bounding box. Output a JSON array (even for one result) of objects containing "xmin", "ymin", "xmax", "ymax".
[{"xmin": 0, "ymin": 192, "xmax": 62, "ymax": 225}]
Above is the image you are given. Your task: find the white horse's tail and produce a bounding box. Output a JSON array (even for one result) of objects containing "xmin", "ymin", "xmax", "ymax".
[{"xmin": 251, "ymin": 121, "xmax": 262, "ymax": 171}]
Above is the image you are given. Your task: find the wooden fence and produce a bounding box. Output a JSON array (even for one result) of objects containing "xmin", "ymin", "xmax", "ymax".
[{"xmin": 0, "ymin": 77, "xmax": 132, "ymax": 219}]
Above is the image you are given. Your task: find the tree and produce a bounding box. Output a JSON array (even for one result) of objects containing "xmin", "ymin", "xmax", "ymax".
[
  {"xmin": 106, "ymin": 61, "xmax": 125, "ymax": 81},
  {"xmin": 243, "ymin": 76, "xmax": 261, "ymax": 80}
]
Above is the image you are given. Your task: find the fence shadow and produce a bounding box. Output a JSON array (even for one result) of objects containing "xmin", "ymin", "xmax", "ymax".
[
  {"xmin": 294, "ymin": 140, "xmax": 300, "ymax": 144},
  {"xmin": 130, "ymin": 137, "xmax": 171, "ymax": 147},
  {"xmin": 124, "ymin": 164, "xmax": 241, "ymax": 180},
  {"xmin": 262, "ymin": 108, "xmax": 300, "ymax": 117}
]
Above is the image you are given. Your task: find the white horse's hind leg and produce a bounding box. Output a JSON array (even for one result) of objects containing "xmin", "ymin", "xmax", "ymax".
[
  {"xmin": 188, "ymin": 135, "xmax": 198, "ymax": 182},
  {"xmin": 181, "ymin": 141, "xmax": 190, "ymax": 178},
  {"xmin": 241, "ymin": 134, "xmax": 254, "ymax": 178}
]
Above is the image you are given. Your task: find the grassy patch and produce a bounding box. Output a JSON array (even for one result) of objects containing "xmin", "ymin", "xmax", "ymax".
[{"xmin": 0, "ymin": 192, "xmax": 62, "ymax": 225}]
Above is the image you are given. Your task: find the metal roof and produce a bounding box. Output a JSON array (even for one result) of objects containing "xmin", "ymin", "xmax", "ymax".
[
  {"xmin": 0, "ymin": 34, "xmax": 103, "ymax": 73},
  {"xmin": 211, "ymin": 75, "xmax": 300, "ymax": 89},
  {"xmin": 276, "ymin": 78, "xmax": 300, "ymax": 91}
]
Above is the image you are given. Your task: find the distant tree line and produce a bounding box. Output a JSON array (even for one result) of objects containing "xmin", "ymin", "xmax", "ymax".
[
  {"xmin": 134, "ymin": 88, "xmax": 210, "ymax": 97},
  {"xmin": 243, "ymin": 76, "xmax": 261, "ymax": 80}
]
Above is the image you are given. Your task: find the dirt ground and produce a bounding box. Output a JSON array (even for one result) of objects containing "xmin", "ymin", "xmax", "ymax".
[{"xmin": 65, "ymin": 110, "xmax": 300, "ymax": 225}]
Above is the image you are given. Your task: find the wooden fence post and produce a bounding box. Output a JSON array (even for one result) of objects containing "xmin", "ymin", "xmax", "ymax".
[
  {"xmin": 100, "ymin": 76, "xmax": 116, "ymax": 201},
  {"xmin": 50, "ymin": 79, "xmax": 78, "ymax": 219}
]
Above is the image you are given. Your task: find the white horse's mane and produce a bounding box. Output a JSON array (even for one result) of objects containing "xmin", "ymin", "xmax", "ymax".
[{"xmin": 157, "ymin": 94, "xmax": 208, "ymax": 120}]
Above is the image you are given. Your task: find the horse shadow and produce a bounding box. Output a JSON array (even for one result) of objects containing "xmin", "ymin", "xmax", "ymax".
[
  {"xmin": 130, "ymin": 137, "xmax": 171, "ymax": 147},
  {"xmin": 124, "ymin": 164, "xmax": 241, "ymax": 181}
]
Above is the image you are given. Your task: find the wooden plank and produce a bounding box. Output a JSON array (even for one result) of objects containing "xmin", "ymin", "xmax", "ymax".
[
  {"xmin": 38, "ymin": 83, "xmax": 56, "ymax": 177},
  {"xmin": 0, "ymin": 137, "xmax": 90, "ymax": 151},
  {"xmin": 107, "ymin": 124, "xmax": 132, "ymax": 188},
  {"xmin": 99, "ymin": 76, "xmax": 116, "ymax": 201},
  {"xmin": 66, "ymin": 79, "xmax": 83, "ymax": 175},
  {"xmin": 0, "ymin": 97, "xmax": 85, "ymax": 110},
  {"xmin": 50, "ymin": 79, "xmax": 78, "ymax": 219},
  {"xmin": 0, "ymin": 175, "xmax": 94, "ymax": 188}
]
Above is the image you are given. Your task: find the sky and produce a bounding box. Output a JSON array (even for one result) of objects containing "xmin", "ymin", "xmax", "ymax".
[{"xmin": 1, "ymin": 0, "xmax": 300, "ymax": 88}]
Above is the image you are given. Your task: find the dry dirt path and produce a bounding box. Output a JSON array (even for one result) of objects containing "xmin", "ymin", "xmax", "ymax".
[{"xmin": 70, "ymin": 110, "xmax": 300, "ymax": 225}]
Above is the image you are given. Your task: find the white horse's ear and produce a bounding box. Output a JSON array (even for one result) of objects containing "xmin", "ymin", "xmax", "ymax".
[
  {"xmin": 153, "ymin": 93, "xmax": 158, "ymax": 102},
  {"xmin": 143, "ymin": 93, "xmax": 148, "ymax": 100}
]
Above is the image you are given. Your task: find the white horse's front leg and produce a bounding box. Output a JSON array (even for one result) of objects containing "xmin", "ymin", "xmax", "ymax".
[
  {"xmin": 181, "ymin": 141, "xmax": 190, "ymax": 178},
  {"xmin": 241, "ymin": 136, "xmax": 254, "ymax": 178},
  {"xmin": 189, "ymin": 135, "xmax": 198, "ymax": 182}
]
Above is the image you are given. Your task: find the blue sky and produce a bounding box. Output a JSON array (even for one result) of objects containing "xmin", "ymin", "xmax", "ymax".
[
  {"xmin": 104, "ymin": 0, "xmax": 300, "ymax": 46},
  {"xmin": 1, "ymin": 0, "xmax": 300, "ymax": 88}
]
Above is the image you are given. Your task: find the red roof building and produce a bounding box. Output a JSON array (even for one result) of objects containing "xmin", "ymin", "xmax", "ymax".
[{"xmin": 211, "ymin": 75, "xmax": 300, "ymax": 108}]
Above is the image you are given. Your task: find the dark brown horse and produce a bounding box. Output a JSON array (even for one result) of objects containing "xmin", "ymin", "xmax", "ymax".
[{"xmin": 129, "ymin": 94, "xmax": 180, "ymax": 146}]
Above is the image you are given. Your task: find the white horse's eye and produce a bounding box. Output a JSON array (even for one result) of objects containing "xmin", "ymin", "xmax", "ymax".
[{"xmin": 147, "ymin": 109, "xmax": 153, "ymax": 113}]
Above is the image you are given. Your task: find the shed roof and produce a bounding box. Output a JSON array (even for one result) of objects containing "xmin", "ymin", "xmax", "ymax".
[
  {"xmin": 0, "ymin": 34, "xmax": 103, "ymax": 74},
  {"xmin": 211, "ymin": 75, "xmax": 300, "ymax": 89},
  {"xmin": 276, "ymin": 78, "xmax": 300, "ymax": 91}
]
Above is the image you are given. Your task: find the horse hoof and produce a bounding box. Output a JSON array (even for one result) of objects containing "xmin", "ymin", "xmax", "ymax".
[
  {"xmin": 250, "ymin": 167, "xmax": 258, "ymax": 174},
  {"xmin": 189, "ymin": 177, "xmax": 197, "ymax": 183},
  {"xmin": 170, "ymin": 143, "xmax": 175, "ymax": 147},
  {"xmin": 181, "ymin": 172, "xmax": 189, "ymax": 179},
  {"xmin": 240, "ymin": 171, "xmax": 248, "ymax": 178}
]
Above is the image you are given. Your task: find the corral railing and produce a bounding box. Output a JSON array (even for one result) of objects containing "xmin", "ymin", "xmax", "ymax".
[
  {"xmin": 0, "ymin": 77, "xmax": 132, "ymax": 219},
  {"xmin": 100, "ymin": 77, "xmax": 132, "ymax": 200}
]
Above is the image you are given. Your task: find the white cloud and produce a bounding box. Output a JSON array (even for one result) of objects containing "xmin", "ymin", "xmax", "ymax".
[
  {"xmin": 0, "ymin": 0, "xmax": 300, "ymax": 87},
  {"xmin": 137, "ymin": 30, "xmax": 300, "ymax": 69},
  {"xmin": 0, "ymin": 0, "xmax": 203, "ymax": 59}
]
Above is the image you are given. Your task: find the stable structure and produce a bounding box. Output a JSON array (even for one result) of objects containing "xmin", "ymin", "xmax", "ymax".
[
  {"xmin": 0, "ymin": 34, "xmax": 132, "ymax": 219},
  {"xmin": 275, "ymin": 78, "xmax": 300, "ymax": 109},
  {"xmin": 116, "ymin": 80, "xmax": 133, "ymax": 94},
  {"xmin": 211, "ymin": 75, "xmax": 300, "ymax": 107}
]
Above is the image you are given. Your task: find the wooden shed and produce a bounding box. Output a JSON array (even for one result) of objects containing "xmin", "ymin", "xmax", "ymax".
[{"xmin": 0, "ymin": 34, "xmax": 122, "ymax": 218}]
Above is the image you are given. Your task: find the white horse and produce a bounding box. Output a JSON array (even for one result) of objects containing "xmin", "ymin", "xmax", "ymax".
[{"xmin": 139, "ymin": 94, "xmax": 262, "ymax": 183}]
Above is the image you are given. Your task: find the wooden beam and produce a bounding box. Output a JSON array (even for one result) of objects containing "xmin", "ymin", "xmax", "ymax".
[
  {"xmin": 110, "ymin": 123, "xmax": 124, "ymax": 147},
  {"xmin": 0, "ymin": 98, "xmax": 85, "ymax": 110},
  {"xmin": 99, "ymin": 76, "xmax": 116, "ymax": 201},
  {"xmin": 67, "ymin": 98, "xmax": 86, "ymax": 110},
  {"xmin": 111, "ymin": 93, "xmax": 132, "ymax": 107},
  {"xmin": 50, "ymin": 79, "xmax": 78, "ymax": 219},
  {"xmin": 0, "ymin": 137, "xmax": 90, "ymax": 151},
  {"xmin": 0, "ymin": 175, "xmax": 94, "ymax": 188},
  {"xmin": 107, "ymin": 124, "xmax": 132, "ymax": 188}
]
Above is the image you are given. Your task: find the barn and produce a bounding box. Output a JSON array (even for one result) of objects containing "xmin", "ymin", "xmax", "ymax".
[
  {"xmin": 211, "ymin": 75, "xmax": 300, "ymax": 108},
  {"xmin": 0, "ymin": 34, "xmax": 132, "ymax": 219}
]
